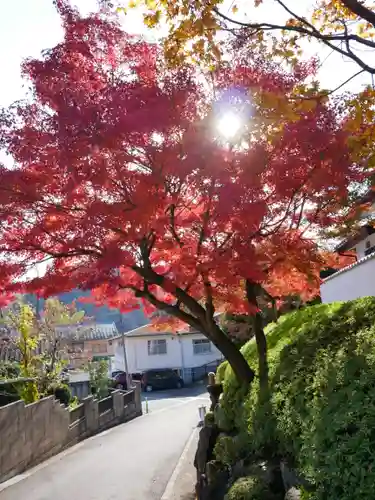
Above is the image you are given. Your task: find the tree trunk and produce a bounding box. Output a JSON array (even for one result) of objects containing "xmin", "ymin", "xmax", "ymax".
[
  {"xmin": 209, "ymin": 321, "xmax": 255, "ymax": 385},
  {"xmin": 132, "ymin": 266, "xmax": 256, "ymax": 385},
  {"xmin": 246, "ymin": 279, "xmax": 269, "ymax": 392}
]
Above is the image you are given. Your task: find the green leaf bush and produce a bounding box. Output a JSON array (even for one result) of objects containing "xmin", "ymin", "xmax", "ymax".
[
  {"xmin": 225, "ymin": 476, "xmax": 281, "ymax": 500},
  {"xmin": 218, "ymin": 297, "xmax": 375, "ymax": 500}
]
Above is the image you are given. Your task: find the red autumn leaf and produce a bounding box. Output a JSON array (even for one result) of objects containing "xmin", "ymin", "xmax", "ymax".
[{"xmin": 0, "ymin": 2, "xmax": 367, "ymax": 381}]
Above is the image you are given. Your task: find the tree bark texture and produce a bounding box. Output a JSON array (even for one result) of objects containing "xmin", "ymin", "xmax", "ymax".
[{"xmin": 246, "ymin": 279, "xmax": 269, "ymax": 392}]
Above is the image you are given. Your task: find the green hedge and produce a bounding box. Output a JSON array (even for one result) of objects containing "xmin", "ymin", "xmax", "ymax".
[
  {"xmin": 218, "ymin": 297, "xmax": 375, "ymax": 500},
  {"xmin": 226, "ymin": 476, "xmax": 281, "ymax": 500}
]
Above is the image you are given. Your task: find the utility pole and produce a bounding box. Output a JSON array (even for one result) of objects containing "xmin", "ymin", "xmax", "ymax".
[{"xmin": 120, "ymin": 313, "xmax": 132, "ymax": 389}]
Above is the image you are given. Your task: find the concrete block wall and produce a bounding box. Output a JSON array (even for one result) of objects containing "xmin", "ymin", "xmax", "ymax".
[
  {"xmin": 0, "ymin": 382, "xmax": 142, "ymax": 484},
  {"xmin": 0, "ymin": 397, "xmax": 70, "ymax": 483}
]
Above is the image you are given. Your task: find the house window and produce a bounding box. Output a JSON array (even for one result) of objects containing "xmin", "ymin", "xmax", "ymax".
[
  {"xmin": 148, "ymin": 339, "xmax": 167, "ymax": 355},
  {"xmin": 193, "ymin": 339, "xmax": 212, "ymax": 355},
  {"xmin": 68, "ymin": 342, "xmax": 84, "ymax": 354}
]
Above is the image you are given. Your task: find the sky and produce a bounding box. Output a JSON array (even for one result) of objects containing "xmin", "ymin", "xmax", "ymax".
[
  {"xmin": 0, "ymin": 0, "xmax": 373, "ymax": 110},
  {"xmin": 0, "ymin": 0, "xmax": 145, "ymax": 107}
]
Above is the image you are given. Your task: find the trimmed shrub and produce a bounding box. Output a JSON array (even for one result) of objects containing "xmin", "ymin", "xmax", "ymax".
[
  {"xmin": 204, "ymin": 411, "xmax": 216, "ymax": 426},
  {"xmin": 219, "ymin": 297, "xmax": 375, "ymax": 500},
  {"xmin": 225, "ymin": 476, "xmax": 281, "ymax": 500},
  {"xmin": 216, "ymin": 360, "xmax": 229, "ymax": 383}
]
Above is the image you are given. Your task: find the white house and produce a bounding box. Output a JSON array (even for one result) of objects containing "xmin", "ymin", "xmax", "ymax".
[
  {"xmin": 110, "ymin": 323, "xmax": 224, "ymax": 384},
  {"xmin": 320, "ymin": 190, "xmax": 375, "ymax": 303}
]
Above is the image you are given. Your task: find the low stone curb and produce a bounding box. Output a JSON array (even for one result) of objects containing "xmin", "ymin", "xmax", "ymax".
[{"xmin": 161, "ymin": 427, "xmax": 199, "ymax": 500}]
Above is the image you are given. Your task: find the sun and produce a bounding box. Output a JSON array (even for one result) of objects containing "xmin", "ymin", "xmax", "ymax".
[{"xmin": 216, "ymin": 112, "xmax": 243, "ymax": 140}]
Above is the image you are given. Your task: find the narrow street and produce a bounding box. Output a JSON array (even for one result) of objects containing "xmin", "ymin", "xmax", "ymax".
[{"xmin": 0, "ymin": 386, "xmax": 208, "ymax": 500}]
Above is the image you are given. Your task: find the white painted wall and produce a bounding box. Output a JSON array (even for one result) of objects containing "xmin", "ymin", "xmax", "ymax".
[
  {"xmin": 321, "ymin": 253, "xmax": 375, "ymax": 303},
  {"xmin": 130, "ymin": 335, "xmax": 182, "ymax": 372},
  {"xmin": 180, "ymin": 334, "xmax": 223, "ymax": 368},
  {"xmin": 112, "ymin": 334, "xmax": 182, "ymax": 373},
  {"xmin": 112, "ymin": 333, "xmax": 223, "ymax": 373}
]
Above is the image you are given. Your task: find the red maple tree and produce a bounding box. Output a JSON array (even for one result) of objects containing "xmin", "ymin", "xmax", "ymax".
[{"xmin": 0, "ymin": 2, "xmax": 365, "ymax": 383}]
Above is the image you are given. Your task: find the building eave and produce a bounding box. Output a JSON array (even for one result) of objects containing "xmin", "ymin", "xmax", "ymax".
[
  {"xmin": 322, "ymin": 251, "xmax": 375, "ymax": 283},
  {"xmin": 335, "ymin": 224, "xmax": 375, "ymax": 253}
]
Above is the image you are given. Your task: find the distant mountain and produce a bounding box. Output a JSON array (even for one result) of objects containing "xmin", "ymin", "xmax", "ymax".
[{"xmin": 23, "ymin": 290, "xmax": 148, "ymax": 333}]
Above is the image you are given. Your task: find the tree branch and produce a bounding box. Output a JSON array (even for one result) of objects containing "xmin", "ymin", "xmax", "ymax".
[
  {"xmin": 167, "ymin": 204, "xmax": 184, "ymax": 247},
  {"xmin": 341, "ymin": 0, "xmax": 375, "ymax": 28},
  {"xmin": 202, "ymin": 273, "xmax": 215, "ymax": 321},
  {"xmin": 293, "ymin": 69, "xmax": 365, "ymax": 101},
  {"xmin": 213, "ymin": 5, "xmax": 375, "ymax": 74},
  {"xmin": 126, "ymin": 284, "xmax": 205, "ymax": 333},
  {"xmin": 132, "ymin": 263, "xmax": 207, "ymax": 322}
]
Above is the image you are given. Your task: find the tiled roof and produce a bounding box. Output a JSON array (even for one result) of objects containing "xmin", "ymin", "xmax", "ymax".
[
  {"xmin": 56, "ymin": 322, "xmax": 118, "ymax": 341},
  {"xmin": 111, "ymin": 314, "xmax": 223, "ymax": 340}
]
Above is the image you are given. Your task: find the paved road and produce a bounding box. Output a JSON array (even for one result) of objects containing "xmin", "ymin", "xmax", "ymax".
[
  {"xmin": 141, "ymin": 382, "xmax": 208, "ymax": 413},
  {"xmin": 0, "ymin": 385, "xmax": 209, "ymax": 500}
]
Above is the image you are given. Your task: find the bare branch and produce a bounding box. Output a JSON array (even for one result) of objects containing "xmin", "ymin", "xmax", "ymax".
[{"xmin": 213, "ymin": 5, "xmax": 375, "ymax": 74}]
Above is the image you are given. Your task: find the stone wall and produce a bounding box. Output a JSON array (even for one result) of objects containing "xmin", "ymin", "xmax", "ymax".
[{"xmin": 0, "ymin": 382, "xmax": 142, "ymax": 484}]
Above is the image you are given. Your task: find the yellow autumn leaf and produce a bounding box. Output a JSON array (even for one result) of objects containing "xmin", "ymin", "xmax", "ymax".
[
  {"xmin": 232, "ymin": 5, "xmax": 238, "ymax": 14},
  {"xmin": 179, "ymin": 18, "xmax": 194, "ymax": 33},
  {"xmin": 144, "ymin": 10, "xmax": 161, "ymax": 27},
  {"xmin": 145, "ymin": 0, "xmax": 157, "ymax": 8},
  {"xmin": 193, "ymin": 39, "xmax": 205, "ymax": 55}
]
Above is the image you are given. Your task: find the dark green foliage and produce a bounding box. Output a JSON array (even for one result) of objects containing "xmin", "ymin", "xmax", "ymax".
[
  {"xmin": 0, "ymin": 379, "xmax": 21, "ymax": 406},
  {"xmin": 218, "ymin": 297, "xmax": 375, "ymax": 500},
  {"xmin": 0, "ymin": 362, "xmax": 21, "ymax": 380},
  {"xmin": 48, "ymin": 384, "xmax": 72, "ymax": 406}
]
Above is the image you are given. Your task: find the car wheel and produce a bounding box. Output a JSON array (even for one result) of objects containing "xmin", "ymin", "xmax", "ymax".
[
  {"xmin": 176, "ymin": 381, "xmax": 183, "ymax": 389},
  {"xmin": 145, "ymin": 385, "xmax": 153, "ymax": 392}
]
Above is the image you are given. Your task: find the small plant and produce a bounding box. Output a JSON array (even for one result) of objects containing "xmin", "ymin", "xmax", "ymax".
[
  {"xmin": 69, "ymin": 396, "xmax": 80, "ymax": 409},
  {"xmin": 88, "ymin": 359, "xmax": 109, "ymax": 399},
  {"xmin": 204, "ymin": 411, "xmax": 215, "ymax": 427},
  {"xmin": 0, "ymin": 361, "xmax": 20, "ymax": 380},
  {"xmin": 7, "ymin": 304, "xmax": 40, "ymax": 403},
  {"xmin": 225, "ymin": 476, "xmax": 280, "ymax": 500},
  {"xmin": 214, "ymin": 435, "xmax": 239, "ymax": 466},
  {"xmin": 1, "ymin": 299, "xmax": 88, "ymax": 404},
  {"xmin": 48, "ymin": 384, "xmax": 72, "ymax": 406}
]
